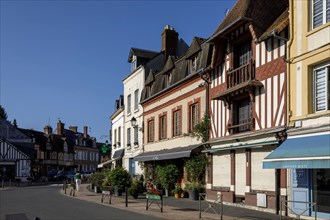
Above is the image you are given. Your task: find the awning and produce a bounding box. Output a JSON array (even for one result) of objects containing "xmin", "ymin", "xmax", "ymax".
[
  {"xmin": 97, "ymin": 157, "xmax": 122, "ymax": 168},
  {"xmin": 134, "ymin": 144, "xmax": 203, "ymax": 162},
  {"xmin": 263, "ymin": 133, "xmax": 330, "ymax": 169},
  {"xmin": 113, "ymin": 149, "xmax": 124, "ymax": 159},
  {"xmin": 203, "ymin": 139, "xmax": 279, "ymax": 153}
]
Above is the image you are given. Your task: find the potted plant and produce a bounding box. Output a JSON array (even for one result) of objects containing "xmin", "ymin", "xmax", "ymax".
[
  {"xmin": 185, "ymin": 154, "xmax": 207, "ymax": 200},
  {"xmin": 184, "ymin": 182, "xmax": 203, "ymax": 200},
  {"xmin": 156, "ymin": 164, "xmax": 178, "ymax": 197},
  {"xmin": 89, "ymin": 170, "xmax": 109, "ymax": 193},
  {"xmin": 172, "ymin": 186, "xmax": 183, "ymax": 199},
  {"xmin": 128, "ymin": 179, "xmax": 139, "ymax": 199},
  {"xmin": 108, "ymin": 167, "xmax": 132, "ymax": 196}
]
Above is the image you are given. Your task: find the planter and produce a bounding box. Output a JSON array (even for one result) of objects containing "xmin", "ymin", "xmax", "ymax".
[
  {"xmin": 114, "ymin": 188, "xmax": 123, "ymax": 196},
  {"xmin": 174, "ymin": 193, "xmax": 180, "ymax": 199},
  {"xmin": 188, "ymin": 190, "xmax": 199, "ymax": 200}
]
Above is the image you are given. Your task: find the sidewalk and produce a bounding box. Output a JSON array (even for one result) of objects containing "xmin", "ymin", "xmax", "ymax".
[{"xmin": 60, "ymin": 184, "xmax": 285, "ymax": 220}]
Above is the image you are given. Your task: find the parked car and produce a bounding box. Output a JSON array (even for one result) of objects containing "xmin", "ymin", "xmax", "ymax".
[
  {"xmin": 47, "ymin": 170, "xmax": 58, "ymax": 181},
  {"xmin": 54, "ymin": 170, "xmax": 67, "ymax": 181},
  {"xmin": 81, "ymin": 171, "xmax": 92, "ymax": 180},
  {"xmin": 66, "ymin": 171, "xmax": 76, "ymax": 182}
]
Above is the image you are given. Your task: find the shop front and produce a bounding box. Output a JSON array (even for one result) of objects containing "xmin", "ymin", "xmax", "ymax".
[{"xmin": 263, "ymin": 133, "xmax": 330, "ymax": 219}]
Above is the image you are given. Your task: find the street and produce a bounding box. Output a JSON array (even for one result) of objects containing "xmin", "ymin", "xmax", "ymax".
[{"xmin": 0, "ymin": 185, "xmax": 161, "ymax": 220}]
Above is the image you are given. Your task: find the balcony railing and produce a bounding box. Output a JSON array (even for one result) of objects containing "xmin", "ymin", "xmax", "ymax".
[
  {"xmin": 226, "ymin": 59, "xmax": 255, "ymax": 89},
  {"xmin": 228, "ymin": 118, "xmax": 255, "ymax": 134}
]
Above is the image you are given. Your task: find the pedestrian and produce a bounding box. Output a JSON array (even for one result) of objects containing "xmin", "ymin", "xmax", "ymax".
[
  {"xmin": 74, "ymin": 170, "xmax": 82, "ymax": 191},
  {"xmin": 70, "ymin": 179, "xmax": 76, "ymax": 196}
]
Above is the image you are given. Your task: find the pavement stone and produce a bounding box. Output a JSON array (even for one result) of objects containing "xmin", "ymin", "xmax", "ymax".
[{"xmin": 60, "ymin": 184, "xmax": 284, "ymax": 220}]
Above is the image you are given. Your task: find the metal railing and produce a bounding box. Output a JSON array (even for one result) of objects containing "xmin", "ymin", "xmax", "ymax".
[
  {"xmin": 199, "ymin": 193, "xmax": 223, "ymax": 219},
  {"xmin": 280, "ymin": 199, "xmax": 317, "ymax": 220}
]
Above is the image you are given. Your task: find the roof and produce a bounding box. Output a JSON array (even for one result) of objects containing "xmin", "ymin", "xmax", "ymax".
[
  {"xmin": 259, "ymin": 9, "xmax": 289, "ymax": 41},
  {"xmin": 185, "ymin": 37, "xmax": 206, "ymax": 59},
  {"xmin": 128, "ymin": 48, "xmax": 159, "ymax": 63},
  {"xmin": 209, "ymin": 0, "xmax": 289, "ymax": 42},
  {"xmin": 141, "ymin": 39, "xmax": 212, "ymax": 103}
]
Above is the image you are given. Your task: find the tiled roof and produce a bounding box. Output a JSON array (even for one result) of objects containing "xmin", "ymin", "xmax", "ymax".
[
  {"xmin": 209, "ymin": 0, "xmax": 289, "ymax": 41},
  {"xmin": 185, "ymin": 37, "xmax": 206, "ymax": 59},
  {"xmin": 259, "ymin": 9, "xmax": 289, "ymax": 41}
]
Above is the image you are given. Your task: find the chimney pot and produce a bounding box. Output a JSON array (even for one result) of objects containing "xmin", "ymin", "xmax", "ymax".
[{"xmin": 69, "ymin": 126, "xmax": 78, "ymax": 133}]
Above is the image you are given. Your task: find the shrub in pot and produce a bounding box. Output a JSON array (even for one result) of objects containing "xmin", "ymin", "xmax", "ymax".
[
  {"xmin": 156, "ymin": 164, "xmax": 178, "ymax": 197},
  {"xmin": 128, "ymin": 180, "xmax": 139, "ymax": 199},
  {"xmin": 171, "ymin": 186, "xmax": 183, "ymax": 199},
  {"xmin": 108, "ymin": 167, "xmax": 132, "ymax": 196}
]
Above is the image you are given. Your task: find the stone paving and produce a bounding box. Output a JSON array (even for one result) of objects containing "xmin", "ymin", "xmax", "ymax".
[{"xmin": 60, "ymin": 184, "xmax": 282, "ymax": 220}]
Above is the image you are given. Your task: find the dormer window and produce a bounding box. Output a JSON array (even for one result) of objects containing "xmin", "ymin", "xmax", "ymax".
[
  {"xmin": 131, "ymin": 56, "xmax": 137, "ymax": 72},
  {"xmin": 163, "ymin": 73, "xmax": 172, "ymax": 88},
  {"xmin": 188, "ymin": 56, "xmax": 198, "ymax": 74}
]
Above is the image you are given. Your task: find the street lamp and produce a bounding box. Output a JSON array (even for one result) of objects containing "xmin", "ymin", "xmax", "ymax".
[{"xmin": 130, "ymin": 117, "xmax": 137, "ymax": 127}]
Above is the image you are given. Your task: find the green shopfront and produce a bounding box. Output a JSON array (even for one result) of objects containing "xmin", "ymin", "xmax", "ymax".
[{"xmin": 263, "ymin": 133, "xmax": 330, "ymax": 219}]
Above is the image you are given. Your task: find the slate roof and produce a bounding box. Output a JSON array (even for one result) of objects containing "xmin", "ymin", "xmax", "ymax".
[
  {"xmin": 11, "ymin": 141, "xmax": 36, "ymax": 159},
  {"xmin": 209, "ymin": 0, "xmax": 288, "ymax": 41},
  {"xmin": 141, "ymin": 38, "xmax": 212, "ymax": 103},
  {"xmin": 259, "ymin": 9, "xmax": 289, "ymax": 41},
  {"xmin": 128, "ymin": 48, "xmax": 159, "ymax": 63}
]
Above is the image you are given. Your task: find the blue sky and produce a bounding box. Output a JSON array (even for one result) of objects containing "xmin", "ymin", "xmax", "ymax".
[{"xmin": 0, "ymin": 0, "xmax": 235, "ymax": 142}]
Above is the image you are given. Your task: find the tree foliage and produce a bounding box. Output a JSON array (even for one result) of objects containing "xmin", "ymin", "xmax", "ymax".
[
  {"xmin": 187, "ymin": 113, "xmax": 210, "ymax": 143},
  {"xmin": 0, "ymin": 105, "xmax": 8, "ymax": 120},
  {"xmin": 185, "ymin": 154, "xmax": 207, "ymax": 183},
  {"xmin": 156, "ymin": 164, "xmax": 178, "ymax": 189}
]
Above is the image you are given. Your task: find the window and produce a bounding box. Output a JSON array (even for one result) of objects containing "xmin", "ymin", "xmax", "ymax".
[
  {"xmin": 159, "ymin": 115, "xmax": 167, "ymax": 140},
  {"xmin": 127, "ymin": 128, "xmax": 131, "ymax": 147},
  {"xmin": 233, "ymin": 98, "xmax": 252, "ymax": 133},
  {"xmin": 134, "ymin": 89, "xmax": 139, "ymax": 110},
  {"xmin": 134, "ymin": 127, "xmax": 138, "ymax": 145},
  {"xmin": 127, "ymin": 94, "xmax": 131, "ymax": 114},
  {"xmin": 118, "ymin": 126, "xmax": 121, "ymax": 146},
  {"xmin": 188, "ymin": 56, "xmax": 198, "ymax": 74},
  {"xmin": 114, "ymin": 129, "xmax": 117, "ymax": 148},
  {"xmin": 311, "ymin": 0, "xmax": 330, "ymax": 29},
  {"xmin": 235, "ymin": 41, "xmax": 252, "ymax": 67},
  {"xmin": 313, "ymin": 62, "xmax": 330, "ymax": 112},
  {"xmin": 173, "ymin": 110, "xmax": 181, "ymax": 136},
  {"xmin": 148, "ymin": 120, "xmax": 154, "ymax": 142},
  {"xmin": 190, "ymin": 103, "xmax": 199, "ymax": 132},
  {"xmin": 163, "ymin": 73, "xmax": 172, "ymax": 88},
  {"xmin": 131, "ymin": 56, "xmax": 137, "ymax": 72}
]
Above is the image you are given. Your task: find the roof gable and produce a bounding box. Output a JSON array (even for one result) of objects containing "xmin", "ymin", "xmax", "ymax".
[{"xmin": 185, "ymin": 37, "xmax": 205, "ymax": 59}]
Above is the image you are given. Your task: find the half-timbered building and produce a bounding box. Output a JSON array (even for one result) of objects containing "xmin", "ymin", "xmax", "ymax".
[{"xmin": 203, "ymin": 0, "xmax": 289, "ymax": 213}]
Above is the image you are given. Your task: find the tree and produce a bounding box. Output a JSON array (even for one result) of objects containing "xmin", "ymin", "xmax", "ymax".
[{"xmin": 0, "ymin": 105, "xmax": 8, "ymax": 120}]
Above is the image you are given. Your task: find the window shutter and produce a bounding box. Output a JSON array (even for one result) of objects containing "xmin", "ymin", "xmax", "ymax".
[
  {"xmin": 314, "ymin": 67, "xmax": 328, "ymax": 111},
  {"xmin": 313, "ymin": 0, "xmax": 324, "ymax": 29}
]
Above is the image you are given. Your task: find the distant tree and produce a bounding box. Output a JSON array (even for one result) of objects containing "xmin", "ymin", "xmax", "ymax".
[
  {"xmin": 13, "ymin": 119, "xmax": 18, "ymax": 127},
  {"xmin": 0, "ymin": 105, "xmax": 8, "ymax": 120}
]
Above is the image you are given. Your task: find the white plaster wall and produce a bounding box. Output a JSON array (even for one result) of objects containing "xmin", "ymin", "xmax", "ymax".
[
  {"xmin": 235, "ymin": 149, "xmax": 246, "ymax": 196},
  {"xmin": 251, "ymin": 145, "xmax": 276, "ymax": 191},
  {"xmin": 123, "ymin": 66, "xmax": 145, "ymax": 175},
  {"xmin": 212, "ymin": 151, "xmax": 231, "ymax": 187}
]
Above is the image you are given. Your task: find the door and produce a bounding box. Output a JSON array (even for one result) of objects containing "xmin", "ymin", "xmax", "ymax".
[
  {"xmin": 129, "ymin": 158, "xmax": 135, "ymax": 176},
  {"xmin": 311, "ymin": 169, "xmax": 330, "ymax": 219},
  {"xmin": 291, "ymin": 169, "xmax": 310, "ymax": 216}
]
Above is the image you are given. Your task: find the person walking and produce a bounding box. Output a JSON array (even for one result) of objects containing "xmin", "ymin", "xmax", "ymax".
[{"xmin": 74, "ymin": 170, "xmax": 82, "ymax": 192}]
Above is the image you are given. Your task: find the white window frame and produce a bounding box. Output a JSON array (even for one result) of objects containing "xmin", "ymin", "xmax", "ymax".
[
  {"xmin": 190, "ymin": 103, "xmax": 199, "ymax": 131},
  {"xmin": 313, "ymin": 62, "xmax": 330, "ymax": 112},
  {"xmin": 311, "ymin": 0, "xmax": 330, "ymax": 30}
]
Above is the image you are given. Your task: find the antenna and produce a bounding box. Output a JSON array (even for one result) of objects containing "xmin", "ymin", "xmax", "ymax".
[{"xmin": 48, "ymin": 117, "xmax": 51, "ymax": 126}]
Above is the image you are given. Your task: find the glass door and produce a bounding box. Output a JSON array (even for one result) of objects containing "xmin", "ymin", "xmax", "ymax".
[{"xmin": 312, "ymin": 169, "xmax": 330, "ymax": 218}]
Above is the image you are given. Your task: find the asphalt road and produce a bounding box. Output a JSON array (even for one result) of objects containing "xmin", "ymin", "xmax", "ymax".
[{"xmin": 0, "ymin": 185, "xmax": 161, "ymax": 220}]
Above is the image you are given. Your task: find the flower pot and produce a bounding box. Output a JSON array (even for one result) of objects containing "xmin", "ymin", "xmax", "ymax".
[
  {"xmin": 174, "ymin": 193, "xmax": 180, "ymax": 199},
  {"xmin": 188, "ymin": 190, "xmax": 199, "ymax": 200}
]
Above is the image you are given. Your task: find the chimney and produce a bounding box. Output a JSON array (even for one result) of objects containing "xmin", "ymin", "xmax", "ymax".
[
  {"xmin": 84, "ymin": 126, "xmax": 88, "ymax": 139},
  {"xmin": 161, "ymin": 25, "xmax": 178, "ymax": 59},
  {"xmin": 57, "ymin": 120, "xmax": 64, "ymax": 135},
  {"xmin": 44, "ymin": 125, "xmax": 52, "ymax": 135},
  {"xmin": 115, "ymin": 99, "xmax": 119, "ymax": 110},
  {"xmin": 120, "ymin": 95, "xmax": 124, "ymax": 108},
  {"xmin": 69, "ymin": 126, "xmax": 78, "ymax": 133}
]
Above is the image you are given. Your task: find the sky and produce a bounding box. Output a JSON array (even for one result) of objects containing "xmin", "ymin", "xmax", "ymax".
[{"xmin": 0, "ymin": 0, "xmax": 236, "ymax": 143}]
